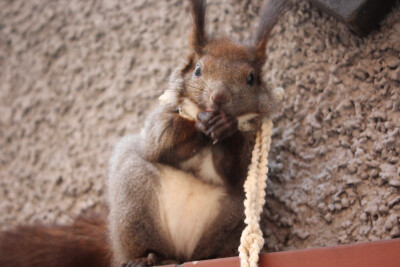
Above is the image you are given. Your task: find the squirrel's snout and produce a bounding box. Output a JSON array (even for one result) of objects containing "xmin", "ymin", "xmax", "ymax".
[{"xmin": 210, "ymin": 89, "xmax": 231, "ymax": 106}]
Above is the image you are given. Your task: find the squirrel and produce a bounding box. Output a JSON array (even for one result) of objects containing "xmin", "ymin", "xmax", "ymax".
[{"xmin": 0, "ymin": 0, "xmax": 289, "ymax": 266}]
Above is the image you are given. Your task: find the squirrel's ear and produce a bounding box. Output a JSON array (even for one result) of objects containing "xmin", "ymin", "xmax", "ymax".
[
  {"xmin": 254, "ymin": 0, "xmax": 290, "ymax": 66},
  {"xmin": 189, "ymin": 0, "xmax": 207, "ymax": 54}
]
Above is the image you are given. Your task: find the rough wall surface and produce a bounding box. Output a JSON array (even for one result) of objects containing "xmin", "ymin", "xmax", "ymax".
[{"xmin": 0, "ymin": 0, "xmax": 399, "ymax": 253}]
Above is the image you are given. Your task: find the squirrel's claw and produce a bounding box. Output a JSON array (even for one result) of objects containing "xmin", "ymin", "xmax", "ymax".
[
  {"xmin": 196, "ymin": 111, "xmax": 238, "ymax": 143},
  {"xmin": 206, "ymin": 114, "xmax": 238, "ymax": 143}
]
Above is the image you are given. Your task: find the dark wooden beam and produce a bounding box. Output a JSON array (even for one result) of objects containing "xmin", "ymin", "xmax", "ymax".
[{"xmin": 307, "ymin": 0, "xmax": 397, "ymax": 36}]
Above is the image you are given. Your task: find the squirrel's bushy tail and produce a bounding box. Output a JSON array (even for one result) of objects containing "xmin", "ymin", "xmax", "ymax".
[{"xmin": 0, "ymin": 213, "xmax": 111, "ymax": 267}]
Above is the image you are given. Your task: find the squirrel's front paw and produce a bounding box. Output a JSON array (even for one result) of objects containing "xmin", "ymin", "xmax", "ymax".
[
  {"xmin": 196, "ymin": 111, "xmax": 238, "ymax": 143},
  {"xmin": 195, "ymin": 111, "xmax": 213, "ymax": 133}
]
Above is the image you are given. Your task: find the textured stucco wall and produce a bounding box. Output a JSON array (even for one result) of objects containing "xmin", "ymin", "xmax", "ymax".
[{"xmin": 0, "ymin": 0, "xmax": 399, "ymax": 252}]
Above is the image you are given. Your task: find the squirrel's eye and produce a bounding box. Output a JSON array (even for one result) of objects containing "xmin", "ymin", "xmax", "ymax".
[
  {"xmin": 194, "ymin": 64, "xmax": 201, "ymax": 76},
  {"xmin": 247, "ymin": 73, "xmax": 255, "ymax": 86}
]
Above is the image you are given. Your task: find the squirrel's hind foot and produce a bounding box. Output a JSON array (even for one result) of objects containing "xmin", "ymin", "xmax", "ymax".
[{"xmin": 120, "ymin": 252, "xmax": 160, "ymax": 267}]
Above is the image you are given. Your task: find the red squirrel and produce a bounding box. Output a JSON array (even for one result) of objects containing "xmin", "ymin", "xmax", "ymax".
[{"xmin": 0, "ymin": 0, "xmax": 289, "ymax": 266}]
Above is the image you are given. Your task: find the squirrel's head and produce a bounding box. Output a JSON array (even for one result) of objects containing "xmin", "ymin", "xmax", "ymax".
[{"xmin": 166, "ymin": 0, "xmax": 288, "ymax": 118}]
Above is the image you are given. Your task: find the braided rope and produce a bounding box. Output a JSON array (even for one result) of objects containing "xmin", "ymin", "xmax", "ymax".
[
  {"xmin": 239, "ymin": 87, "xmax": 283, "ymax": 267},
  {"xmin": 239, "ymin": 119, "xmax": 273, "ymax": 267}
]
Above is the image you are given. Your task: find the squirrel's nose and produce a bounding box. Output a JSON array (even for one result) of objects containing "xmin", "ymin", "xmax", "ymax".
[{"xmin": 211, "ymin": 89, "xmax": 231, "ymax": 105}]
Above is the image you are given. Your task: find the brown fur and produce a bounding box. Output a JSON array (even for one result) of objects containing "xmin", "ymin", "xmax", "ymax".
[
  {"xmin": 0, "ymin": 213, "xmax": 111, "ymax": 267},
  {"xmin": 189, "ymin": 0, "xmax": 207, "ymax": 54},
  {"xmin": 108, "ymin": 1, "xmax": 289, "ymax": 266},
  {"xmin": 0, "ymin": 1, "xmax": 289, "ymax": 267},
  {"xmin": 255, "ymin": 0, "xmax": 291, "ymax": 66}
]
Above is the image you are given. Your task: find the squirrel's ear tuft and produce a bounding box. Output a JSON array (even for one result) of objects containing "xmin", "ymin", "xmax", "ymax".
[
  {"xmin": 254, "ymin": 0, "xmax": 290, "ymax": 66},
  {"xmin": 189, "ymin": 0, "xmax": 207, "ymax": 54}
]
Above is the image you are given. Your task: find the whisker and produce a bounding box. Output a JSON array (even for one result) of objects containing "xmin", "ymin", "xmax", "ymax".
[{"xmin": 199, "ymin": 80, "xmax": 212, "ymax": 92}]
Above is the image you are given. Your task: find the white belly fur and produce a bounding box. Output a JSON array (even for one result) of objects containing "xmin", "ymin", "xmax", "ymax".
[
  {"xmin": 156, "ymin": 164, "xmax": 225, "ymax": 260},
  {"xmin": 180, "ymin": 147, "xmax": 224, "ymax": 186}
]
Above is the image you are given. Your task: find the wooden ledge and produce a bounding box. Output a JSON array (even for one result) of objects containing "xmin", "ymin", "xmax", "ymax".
[
  {"xmin": 162, "ymin": 239, "xmax": 400, "ymax": 267},
  {"xmin": 307, "ymin": 0, "xmax": 396, "ymax": 36}
]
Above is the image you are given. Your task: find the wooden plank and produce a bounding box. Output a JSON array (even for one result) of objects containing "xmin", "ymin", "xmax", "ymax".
[
  {"xmin": 259, "ymin": 238, "xmax": 400, "ymax": 267},
  {"xmin": 178, "ymin": 239, "xmax": 400, "ymax": 267}
]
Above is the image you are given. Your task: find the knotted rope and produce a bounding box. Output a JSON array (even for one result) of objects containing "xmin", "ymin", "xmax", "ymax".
[
  {"xmin": 238, "ymin": 118, "xmax": 272, "ymax": 267},
  {"xmin": 239, "ymin": 87, "xmax": 283, "ymax": 267}
]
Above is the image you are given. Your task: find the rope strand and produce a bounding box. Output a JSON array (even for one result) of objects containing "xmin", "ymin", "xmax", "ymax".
[
  {"xmin": 239, "ymin": 87, "xmax": 283, "ymax": 267},
  {"xmin": 239, "ymin": 119, "xmax": 273, "ymax": 267}
]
